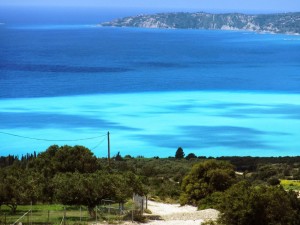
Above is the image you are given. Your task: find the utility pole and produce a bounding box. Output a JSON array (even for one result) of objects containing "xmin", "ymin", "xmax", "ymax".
[{"xmin": 107, "ymin": 131, "xmax": 110, "ymax": 167}]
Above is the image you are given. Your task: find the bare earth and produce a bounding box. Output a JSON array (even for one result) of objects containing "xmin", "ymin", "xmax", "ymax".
[{"xmin": 124, "ymin": 200, "xmax": 219, "ymax": 225}]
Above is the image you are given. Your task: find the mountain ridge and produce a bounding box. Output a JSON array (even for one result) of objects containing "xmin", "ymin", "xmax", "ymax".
[{"xmin": 101, "ymin": 12, "xmax": 300, "ymax": 35}]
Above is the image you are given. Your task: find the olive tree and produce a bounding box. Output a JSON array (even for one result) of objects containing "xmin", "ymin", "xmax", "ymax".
[
  {"xmin": 53, "ymin": 171, "xmax": 145, "ymax": 217},
  {"xmin": 180, "ymin": 159, "xmax": 236, "ymax": 205},
  {"xmin": 0, "ymin": 167, "xmax": 42, "ymax": 213}
]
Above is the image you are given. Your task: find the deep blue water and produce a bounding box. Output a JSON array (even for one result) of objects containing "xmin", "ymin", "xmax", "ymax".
[
  {"xmin": 1, "ymin": 8, "xmax": 300, "ymax": 157},
  {"xmin": 1, "ymin": 25, "xmax": 300, "ymax": 98}
]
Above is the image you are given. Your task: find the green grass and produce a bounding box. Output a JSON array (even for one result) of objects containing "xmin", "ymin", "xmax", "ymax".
[
  {"xmin": 0, "ymin": 204, "xmax": 96, "ymax": 225},
  {"xmin": 0, "ymin": 203, "xmax": 136, "ymax": 225},
  {"xmin": 280, "ymin": 179, "xmax": 300, "ymax": 191}
]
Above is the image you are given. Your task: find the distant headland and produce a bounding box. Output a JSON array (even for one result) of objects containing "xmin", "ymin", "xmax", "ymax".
[{"xmin": 101, "ymin": 12, "xmax": 300, "ymax": 35}]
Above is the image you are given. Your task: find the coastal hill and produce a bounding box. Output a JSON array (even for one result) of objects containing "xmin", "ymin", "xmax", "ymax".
[{"xmin": 101, "ymin": 12, "xmax": 300, "ymax": 34}]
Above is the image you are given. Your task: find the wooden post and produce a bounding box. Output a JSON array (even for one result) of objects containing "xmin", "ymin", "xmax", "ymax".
[
  {"xmin": 95, "ymin": 206, "xmax": 98, "ymax": 224},
  {"xmin": 107, "ymin": 131, "xmax": 110, "ymax": 167},
  {"xmin": 80, "ymin": 206, "xmax": 82, "ymax": 222},
  {"xmin": 132, "ymin": 193, "xmax": 134, "ymax": 222},
  {"xmin": 146, "ymin": 195, "xmax": 148, "ymax": 209},
  {"xmin": 48, "ymin": 210, "xmax": 50, "ymax": 224},
  {"xmin": 64, "ymin": 207, "xmax": 66, "ymax": 225},
  {"xmin": 96, "ymin": 206, "xmax": 98, "ymax": 224},
  {"xmin": 30, "ymin": 201, "xmax": 32, "ymax": 225}
]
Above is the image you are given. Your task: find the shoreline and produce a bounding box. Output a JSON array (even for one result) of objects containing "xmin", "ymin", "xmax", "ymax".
[{"xmin": 99, "ymin": 24, "xmax": 300, "ymax": 36}]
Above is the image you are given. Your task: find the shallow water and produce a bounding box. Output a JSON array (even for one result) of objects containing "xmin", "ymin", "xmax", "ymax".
[{"xmin": 1, "ymin": 22, "xmax": 300, "ymax": 157}]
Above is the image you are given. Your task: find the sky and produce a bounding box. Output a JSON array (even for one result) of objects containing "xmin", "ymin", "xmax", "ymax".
[{"xmin": 1, "ymin": 0, "xmax": 300, "ymax": 13}]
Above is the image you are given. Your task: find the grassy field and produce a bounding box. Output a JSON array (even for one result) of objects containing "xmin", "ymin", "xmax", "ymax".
[
  {"xmin": 0, "ymin": 204, "xmax": 126, "ymax": 225},
  {"xmin": 280, "ymin": 179, "xmax": 300, "ymax": 191}
]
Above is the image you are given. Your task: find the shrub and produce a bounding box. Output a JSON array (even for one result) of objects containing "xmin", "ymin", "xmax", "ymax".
[
  {"xmin": 218, "ymin": 181, "xmax": 300, "ymax": 225},
  {"xmin": 267, "ymin": 177, "xmax": 280, "ymax": 186},
  {"xmin": 180, "ymin": 160, "xmax": 236, "ymax": 205}
]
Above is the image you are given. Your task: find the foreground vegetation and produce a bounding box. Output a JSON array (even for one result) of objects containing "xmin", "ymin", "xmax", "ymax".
[
  {"xmin": 0, "ymin": 145, "xmax": 300, "ymax": 224},
  {"xmin": 0, "ymin": 202, "xmax": 136, "ymax": 224},
  {"xmin": 281, "ymin": 179, "xmax": 300, "ymax": 191}
]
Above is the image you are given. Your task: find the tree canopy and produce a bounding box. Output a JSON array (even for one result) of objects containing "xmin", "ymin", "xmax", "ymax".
[
  {"xmin": 1, "ymin": 144, "xmax": 300, "ymax": 223},
  {"xmin": 52, "ymin": 171, "xmax": 144, "ymax": 216},
  {"xmin": 218, "ymin": 181, "xmax": 300, "ymax": 225},
  {"xmin": 0, "ymin": 166, "xmax": 43, "ymax": 213},
  {"xmin": 185, "ymin": 153, "xmax": 197, "ymax": 160},
  {"xmin": 175, "ymin": 147, "xmax": 185, "ymax": 159},
  {"xmin": 32, "ymin": 145, "xmax": 99, "ymax": 175},
  {"xmin": 180, "ymin": 159, "xmax": 236, "ymax": 205}
]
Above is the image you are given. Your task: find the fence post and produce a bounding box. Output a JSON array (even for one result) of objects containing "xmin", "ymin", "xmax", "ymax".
[
  {"xmin": 47, "ymin": 210, "xmax": 50, "ymax": 224},
  {"xmin": 64, "ymin": 207, "xmax": 66, "ymax": 225},
  {"xmin": 80, "ymin": 206, "xmax": 82, "ymax": 222},
  {"xmin": 146, "ymin": 195, "xmax": 148, "ymax": 209},
  {"xmin": 30, "ymin": 201, "xmax": 32, "ymax": 225},
  {"xmin": 95, "ymin": 206, "xmax": 98, "ymax": 224}
]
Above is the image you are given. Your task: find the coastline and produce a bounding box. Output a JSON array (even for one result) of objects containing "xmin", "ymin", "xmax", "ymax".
[
  {"xmin": 99, "ymin": 24, "xmax": 300, "ymax": 36},
  {"xmin": 100, "ymin": 11, "xmax": 300, "ymax": 36}
]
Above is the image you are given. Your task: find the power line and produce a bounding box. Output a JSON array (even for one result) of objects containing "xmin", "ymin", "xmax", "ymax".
[
  {"xmin": 90, "ymin": 136, "xmax": 107, "ymax": 151},
  {"xmin": 0, "ymin": 131, "xmax": 107, "ymax": 142}
]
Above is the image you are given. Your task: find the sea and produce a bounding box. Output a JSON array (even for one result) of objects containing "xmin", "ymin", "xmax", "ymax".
[{"xmin": 0, "ymin": 6, "xmax": 300, "ymax": 157}]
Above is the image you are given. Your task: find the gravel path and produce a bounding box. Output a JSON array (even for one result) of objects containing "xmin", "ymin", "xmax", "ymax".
[{"xmin": 124, "ymin": 200, "xmax": 219, "ymax": 225}]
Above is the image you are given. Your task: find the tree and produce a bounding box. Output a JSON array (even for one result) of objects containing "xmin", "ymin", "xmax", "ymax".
[
  {"xmin": 115, "ymin": 152, "xmax": 123, "ymax": 161},
  {"xmin": 0, "ymin": 173, "xmax": 5, "ymax": 207},
  {"xmin": 175, "ymin": 147, "xmax": 185, "ymax": 159},
  {"xmin": 186, "ymin": 153, "xmax": 197, "ymax": 160},
  {"xmin": 218, "ymin": 181, "xmax": 300, "ymax": 225},
  {"xmin": 0, "ymin": 167, "xmax": 42, "ymax": 213},
  {"xmin": 53, "ymin": 145, "xmax": 99, "ymax": 173},
  {"xmin": 180, "ymin": 159, "xmax": 236, "ymax": 205},
  {"xmin": 33, "ymin": 145, "xmax": 99, "ymax": 175},
  {"xmin": 267, "ymin": 177, "xmax": 280, "ymax": 186},
  {"xmin": 53, "ymin": 171, "xmax": 108, "ymax": 216},
  {"xmin": 53, "ymin": 171, "xmax": 145, "ymax": 217}
]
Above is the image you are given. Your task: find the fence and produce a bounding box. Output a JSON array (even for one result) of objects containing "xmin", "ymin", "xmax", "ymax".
[
  {"xmin": 133, "ymin": 194, "xmax": 147, "ymax": 213},
  {"xmin": 0, "ymin": 206, "xmax": 94, "ymax": 225},
  {"xmin": 0, "ymin": 196, "xmax": 147, "ymax": 225}
]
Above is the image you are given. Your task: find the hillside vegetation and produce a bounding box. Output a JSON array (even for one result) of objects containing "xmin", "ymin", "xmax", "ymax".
[
  {"xmin": 1, "ymin": 145, "xmax": 300, "ymax": 224},
  {"xmin": 102, "ymin": 12, "xmax": 300, "ymax": 34}
]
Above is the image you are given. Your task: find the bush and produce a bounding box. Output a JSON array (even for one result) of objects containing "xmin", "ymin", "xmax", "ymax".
[
  {"xmin": 202, "ymin": 220, "xmax": 218, "ymax": 225},
  {"xmin": 198, "ymin": 192, "xmax": 223, "ymax": 210},
  {"xmin": 180, "ymin": 160, "xmax": 236, "ymax": 205},
  {"xmin": 218, "ymin": 181, "xmax": 300, "ymax": 225},
  {"xmin": 144, "ymin": 208, "xmax": 152, "ymax": 214},
  {"xmin": 267, "ymin": 177, "xmax": 280, "ymax": 186}
]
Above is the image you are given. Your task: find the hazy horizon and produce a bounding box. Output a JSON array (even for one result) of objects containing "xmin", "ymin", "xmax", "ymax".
[{"xmin": 1, "ymin": 4, "xmax": 299, "ymax": 26}]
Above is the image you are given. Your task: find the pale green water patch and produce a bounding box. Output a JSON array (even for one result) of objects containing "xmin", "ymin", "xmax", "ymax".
[{"xmin": 0, "ymin": 91, "xmax": 299, "ymax": 157}]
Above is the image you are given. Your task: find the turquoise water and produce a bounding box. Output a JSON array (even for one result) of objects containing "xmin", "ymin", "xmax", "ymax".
[{"xmin": 1, "ymin": 20, "xmax": 300, "ymax": 157}]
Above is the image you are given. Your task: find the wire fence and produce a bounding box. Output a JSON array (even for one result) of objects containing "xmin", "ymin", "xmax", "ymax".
[
  {"xmin": 0, "ymin": 196, "xmax": 147, "ymax": 225},
  {"xmin": 0, "ymin": 207, "xmax": 94, "ymax": 225},
  {"xmin": 11, "ymin": 210, "xmax": 31, "ymax": 225}
]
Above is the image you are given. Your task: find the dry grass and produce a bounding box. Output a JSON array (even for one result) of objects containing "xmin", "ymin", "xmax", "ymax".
[{"xmin": 280, "ymin": 179, "xmax": 300, "ymax": 191}]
